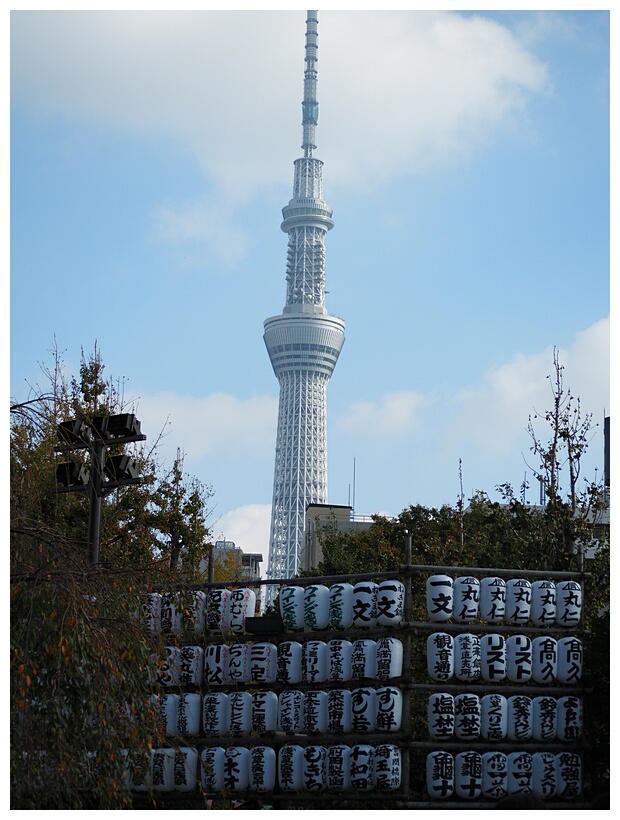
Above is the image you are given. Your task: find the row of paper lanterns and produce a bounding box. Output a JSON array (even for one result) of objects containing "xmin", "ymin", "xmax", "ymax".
[
  {"xmin": 142, "ymin": 589, "xmax": 256, "ymax": 636},
  {"xmin": 151, "ymin": 685, "xmax": 403, "ymax": 737},
  {"xmin": 130, "ymin": 743, "xmax": 402, "ymax": 793},
  {"xmin": 427, "ymin": 750, "xmax": 581, "ymax": 800},
  {"xmin": 426, "ymin": 633, "xmax": 583, "ymax": 683},
  {"xmin": 279, "ymin": 581, "xmax": 405, "ymax": 630},
  {"xmin": 157, "ymin": 637, "xmax": 403, "ymax": 687},
  {"xmin": 427, "ymin": 692, "xmax": 582, "ymax": 742},
  {"xmin": 426, "ymin": 576, "xmax": 581, "ymax": 626}
]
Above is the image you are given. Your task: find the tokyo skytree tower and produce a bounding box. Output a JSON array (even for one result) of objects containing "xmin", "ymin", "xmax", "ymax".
[{"xmin": 264, "ymin": 10, "xmax": 345, "ymax": 598}]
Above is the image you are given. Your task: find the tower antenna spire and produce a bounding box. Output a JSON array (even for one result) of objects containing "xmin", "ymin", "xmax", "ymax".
[{"xmin": 302, "ymin": 10, "xmax": 319, "ymax": 158}]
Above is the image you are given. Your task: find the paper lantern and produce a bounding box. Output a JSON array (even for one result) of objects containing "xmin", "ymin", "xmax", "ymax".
[
  {"xmin": 427, "ymin": 692, "xmax": 455, "ymax": 740},
  {"xmin": 530, "ymin": 580, "xmax": 556, "ymax": 626},
  {"xmin": 427, "ymin": 633, "xmax": 454, "ymax": 681},
  {"xmin": 327, "ymin": 639, "xmax": 353, "ymax": 682},
  {"xmin": 480, "ymin": 633, "xmax": 507, "ymax": 682},
  {"xmin": 279, "ymin": 586, "xmax": 305, "ymax": 630},
  {"xmin": 202, "ymin": 692, "xmax": 228, "ymax": 737},
  {"xmin": 426, "ymin": 751, "xmax": 454, "ymax": 799},
  {"xmin": 204, "ymin": 643, "xmax": 230, "ymax": 686},
  {"xmin": 228, "ymin": 642, "xmax": 251, "ymax": 683},
  {"xmin": 250, "ymin": 746, "xmax": 277, "ymax": 793},
  {"xmin": 507, "ymin": 695, "xmax": 532, "ymax": 741},
  {"xmin": 374, "ymin": 744, "xmax": 401, "ymax": 790},
  {"xmin": 327, "ymin": 688, "xmax": 353, "ymax": 734},
  {"xmin": 177, "ymin": 693, "xmax": 201, "ymax": 737},
  {"xmin": 352, "ymin": 581, "xmax": 378, "ymax": 627},
  {"xmin": 249, "ymin": 642, "xmax": 278, "ymax": 684},
  {"xmin": 186, "ymin": 590, "xmax": 207, "ymax": 634},
  {"xmin": 228, "ymin": 691, "xmax": 252, "ymax": 735},
  {"xmin": 150, "ymin": 693, "xmax": 178, "ymax": 736},
  {"xmin": 556, "ymin": 581, "xmax": 582, "ymax": 627},
  {"xmin": 142, "ymin": 592, "xmax": 162, "ymax": 635},
  {"xmin": 349, "ymin": 744, "xmax": 374, "ymax": 791},
  {"xmin": 531, "ymin": 636, "xmax": 557, "ymax": 684},
  {"xmin": 225, "ymin": 588, "xmax": 256, "ymax": 632},
  {"xmin": 454, "ymin": 633, "xmax": 481, "ymax": 681},
  {"xmin": 151, "ymin": 748, "xmax": 175, "ymax": 792},
  {"xmin": 303, "ymin": 745, "xmax": 327, "ymax": 791},
  {"xmin": 304, "ymin": 584, "xmax": 330, "ymax": 630},
  {"xmin": 161, "ymin": 592, "xmax": 182, "ymax": 636},
  {"xmin": 426, "ymin": 575, "xmax": 453, "ymax": 622},
  {"xmin": 159, "ymin": 646, "xmax": 181, "ymax": 687},
  {"xmin": 454, "ymin": 693, "xmax": 481, "ymax": 741},
  {"xmin": 556, "ymin": 636, "xmax": 583, "ymax": 684},
  {"xmin": 482, "ymin": 751, "xmax": 507, "ymax": 800},
  {"xmin": 506, "ymin": 634, "xmax": 532, "ymax": 683},
  {"xmin": 277, "ymin": 640, "xmax": 303, "ymax": 684},
  {"xmin": 200, "ymin": 746, "xmax": 225, "ymax": 792},
  {"xmin": 206, "ymin": 589, "xmax": 229, "ymax": 631},
  {"xmin": 223, "ymin": 746, "xmax": 250, "ymax": 791},
  {"xmin": 376, "ymin": 686, "xmax": 403, "ymax": 732},
  {"xmin": 302, "ymin": 640, "xmax": 328, "ymax": 683},
  {"xmin": 252, "ymin": 690, "xmax": 279, "ymax": 734},
  {"xmin": 479, "ymin": 577, "xmax": 506, "ymax": 623},
  {"xmin": 531, "ymin": 751, "xmax": 557, "ymax": 800},
  {"xmin": 278, "ymin": 690, "xmax": 304, "ymax": 733},
  {"xmin": 505, "ymin": 578, "xmax": 531, "ymax": 624},
  {"xmin": 278, "ymin": 744, "xmax": 304, "ymax": 791},
  {"xmin": 180, "ymin": 645, "xmax": 204, "ymax": 686},
  {"xmin": 506, "ymin": 751, "xmax": 532, "ymax": 795},
  {"xmin": 556, "ymin": 752, "xmax": 581, "ymax": 799},
  {"xmin": 532, "ymin": 696, "xmax": 557, "ymax": 741},
  {"xmin": 455, "ymin": 751, "xmax": 482, "ymax": 799},
  {"xmin": 174, "ymin": 747, "xmax": 198, "ymax": 792},
  {"xmin": 303, "ymin": 690, "xmax": 328, "ymax": 734},
  {"xmin": 480, "ymin": 694, "xmax": 507, "ymax": 741},
  {"xmin": 351, "ymin": 639, "xmax": 377, "ymax": 679},
  {"xmin": 376, "ymin": 637, "xmax": 404, "ymax": 680},
  {"xmin": 351, "ymin": 687, "xmax": 377, "ymax": 733},
  {"xmin": 556, "ymin": 695, "xmax": 582, "ymax": 741},
  {"xmin": 327, "ymin": 745, "xmax": 351, "ymax": 791},
  {"xmin": 376, "ymin": 580, "xmax": 405, "ymax": 626},
  {"xmin": 453, "ymin": 576, "xmax": 480, "ymax": 623},
  {"xmin": 329, "ymin": 582, "xmax": 354, "ymax": 628}
]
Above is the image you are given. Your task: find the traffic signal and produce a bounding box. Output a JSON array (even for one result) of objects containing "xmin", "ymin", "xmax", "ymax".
[
  {"xmin": 57, "ymin": 419, "xmax": 92, "ymax": 448},
  {"xmin": 56, "ymin": 461, "xmax": 90, "ymax": 487},
  {"xmin": 104, "ymin": 454, "xmax": 140, "ymax": 484}
]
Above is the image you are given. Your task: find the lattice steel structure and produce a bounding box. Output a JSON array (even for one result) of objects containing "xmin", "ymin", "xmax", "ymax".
[{"xmin": 264, "ymin": 10, "xmax": 345, "ymax": 602}]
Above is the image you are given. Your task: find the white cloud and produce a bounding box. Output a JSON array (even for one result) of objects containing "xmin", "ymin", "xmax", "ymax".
[
  {"xmin": 339, "ymin": 390, "xmax": 431, "ymax": 436},
  {"xmin": 213, "ymin": 503, "xmax": 272, "ymax": 565}
]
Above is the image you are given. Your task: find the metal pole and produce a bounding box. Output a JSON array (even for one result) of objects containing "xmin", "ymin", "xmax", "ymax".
[{"xmin": 87, "ymin": 437, "xmax": 104, "ymax": 565}]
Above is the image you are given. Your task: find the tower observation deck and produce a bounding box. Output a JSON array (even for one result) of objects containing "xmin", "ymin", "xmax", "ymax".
[{"xmin": 264, "ymin": 10, "xmax": 345, "ymax": 601}]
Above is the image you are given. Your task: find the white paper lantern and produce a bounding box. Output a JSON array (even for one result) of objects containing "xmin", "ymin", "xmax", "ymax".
[
  {"xmin": 376, "ymin": 637, "xmax": 404, "ymax": 680},
  {"xmin": 180, "ymin": 645, "xmax": 204, "ymax": 686},
  {"xmin": 206, "ymin": 589, "xmax": 229, "ymax": 631},
  {"xmin": 327, "ymin": 639, "xmax": 353, "ymax": 681},
  {"xmin": 303, "ymin": 690, "xmax": 328, "ymax": 734},
  {"xmin": 278, "ymin": 744, "xmax": 304, "ymax": 791},
  {"xmin": 482, "ymin": 751, "xmax": 507, "ymax": 800},
  {"xmin": 454, "ymin": 693, "xmax": 481, "ymax": 741},
  {"xmin": 223, "ymin": 746, "xmax": 250, "ymax": 791},
  {"xmin": 530, "ymin": 580, "xmax": 556, "ymax": 626},
  {"xmin": 304, "ymin": 584, "xmax": 330, "ymax": 630},
  {"xmin": 376, "ymin": 580, "xmax": 405, "ymax": 626},
  {"xmin": 177, "ymin": 693, "xmax": 201, "ymax": 737},
  {"xmin": 150, "ymin": 693, "xmax": 178, "ymax": 736},
  {"xmin": 427, "ymin": 632, "xmax": 454, "ymax": 681},
  {"xmin": 455, "ymin": 751, "xmax": 482, "ymax": 799},
  {"xmin": 426, "ymin": 575, "xmax": 453, "ymax": 622},
  {"xmin": 142, "ymin": 592, "xmax": 162, "ymax": 635},
  {"xmin": 374, "ymin": 744, "xmax": 401, "ymax": 790},
  {"xmin": 329, "ymin": 582, "xmax": 354, "ymax": 628},
  {"xmin": 453, "ymin": 576, "xmax": 480, "ymax": 623},
  {"xmin": 151, "ymin": 748, "xmax": 175, "ymax": 792},
  {"xmin": 531, "ymin": 636, "xmax": 557, "ymax": 684},
  {"xmin": 349, "ymin": 744, "xmax": 374, "ymax": 791},
  {"xmin": 174, "ymin": 747, "xmax": 198, "ymax": 792},
  {"xmin": 480, "ymin": 633, "xmax": 507, "ymax": 682},
  {"xmin": 161, "ymin": 592, "xmax": 182, "ymax": 636},
  {"xmin": 186, "ymin": 590, "xmax": 207, "ymax": 634},
  {"xmin": 351, "ymin": 687, "xmax": 377, "ymax": 733},
  {"xmin": 506, "ymin": 634, "xmax": 532, "ymax": 683},
  {"xmin": 327, "ymin": 689, "xmax": 353, "ymax": 734},
  {"xmin": 279, "ymin": 586, "xmax": 305, "ymax": 630},
  {"xmin": 556, "ymin": 581, "xmax": 582, "ymax": 627},
  {"xmin": 202, "ymin": 692, "xmax": 228, "ymax": 737},
  {"xmin": 228, "ymin": 642, "xmax": 251, "ymax": 683},
  {"xmin": 252, "ymin": 690, "xmax": 279, "ymax": 734},
  {"xmin": 204, "ymin": 643, "xmax": 230, "ymax": 686},
  {"xmin": 454, "ymin": 633, "xmax": 481, "ymax": 681},
  {"xmin": 250, "ymin": 746, "xmax": 277, "ymax": 793},
  {"xmin": 327, "ymin": 745, "xmax": 351, "ymax": 791},
  {"xmin": 427, "ymin": 692, "xmax": 454, "ymax": 740},
  {"xmin": 303, "ymin": 745, "xmax": 327, "ymax": 791},
  {"xmin": 506, "ymin": 751, "xmax": 532, "ymax": 795},
  {"xmin": 479, "ymin": 577, "xmax": 506, "ymax": 623},
  {"xmin": 376, "ymin": 686, "xmax": 403, "ymax": 732},
  {"xmin": 531, "ymin": 751, "xmax": 556, "ymax": 800},
  {"xmin": 507, "ymin": 695, "xmax": 532, "ymax": 741},
  {"xmin": 351, "ymin": 639, "xmax": 377, "ymax": 679},
  {"xmin": 532, "ymin": 696, "xmax": 557, "ymax": 741},
  {"xmin": 302, "ymin": 640, "xmax": 328, "ymax": 684},
  {"xmin": 278, "ymin": 690, "xmax": 304, "ymax": 733},
  {"xmin": 249, "ymin": 642, "xmax": 278, "ymax": 684},
  {"xmin": 160, "ymin": 646, "xmax": 181, "ymax": 687},
  {"xmin": 557, "ymin": 636, "xmax": 583, "ymax": 684},
  {"xmin": 200, "ymin": 746, "xmax": 225, "ymax": 792},
  {"xmin": 226, "ymin": 588, "xmax": 256, "ymax": 632},
  {"xmin": 556, "ymin": 695, "xmax": 582, "ymax": 741},
  {"xmin": 505, "ymin": 578, "xmax": 532, "ymax": 624},
  {"xmin": 353, "ymin": 581, "xmax": 378, "ymax": 627},
  {"xmin": 228, "ymin": 691, "xmax": 252, "ymax": 735},
  {"xmin": 277, "ymin": 640, "xmax": 303, "ymax": 684},
  {"xmin": 556, "ymin": 751, "xmax": 581, "ymax": 799},
  {"xmin": 480, "ymin": 694, "xmax": 507, "ymax": 741},
  {"xmin": 427, "ymin": 751, "xmax": 454, "ymax": 799}
]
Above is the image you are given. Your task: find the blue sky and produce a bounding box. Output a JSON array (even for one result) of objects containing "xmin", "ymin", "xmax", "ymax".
[{"xmin": 10, "ymin": 7, "xmax": 611, "ymax": 566}]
